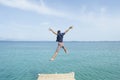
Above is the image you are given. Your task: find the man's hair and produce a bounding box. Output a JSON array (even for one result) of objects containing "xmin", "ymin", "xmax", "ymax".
[{"xmin": 57, "ymin": 30, "xmax": 61, "ymax": 34}]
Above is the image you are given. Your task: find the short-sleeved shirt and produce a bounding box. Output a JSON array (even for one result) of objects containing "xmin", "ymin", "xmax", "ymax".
[{"xmin": 56, "ymin": 33, "xmax": 65, "ymax": 42}]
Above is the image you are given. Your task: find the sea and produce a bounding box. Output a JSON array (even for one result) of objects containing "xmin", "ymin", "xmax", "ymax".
[{"xmin": 0, "ymin": 41, "xmax": 120, "ymax": 80}]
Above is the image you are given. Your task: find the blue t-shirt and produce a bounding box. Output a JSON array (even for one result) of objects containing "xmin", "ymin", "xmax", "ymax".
[{"xmin": 56, "ymin": 33, "xmax": 65, "ymax": 42}]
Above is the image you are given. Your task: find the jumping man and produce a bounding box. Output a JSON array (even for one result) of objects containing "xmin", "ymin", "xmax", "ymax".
[{"xmin": 49, "ymin": 26, "xmax": 73, "ymax": 61}]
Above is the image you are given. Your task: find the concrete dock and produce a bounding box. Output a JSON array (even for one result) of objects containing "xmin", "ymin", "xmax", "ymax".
[{"xmin": 37, "ymin": 72, "xmax": 75, "ymax": 80}]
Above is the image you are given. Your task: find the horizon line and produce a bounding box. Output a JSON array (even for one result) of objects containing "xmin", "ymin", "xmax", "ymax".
[{"xmin": 0, "ymin": 40, "xmax": 120, "ymax": 42}]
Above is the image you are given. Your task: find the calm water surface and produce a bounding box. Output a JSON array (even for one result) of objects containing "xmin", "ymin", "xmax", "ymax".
[{"xmin": 0, "ymin": 41, "xmax": 120, "ymax": 80}]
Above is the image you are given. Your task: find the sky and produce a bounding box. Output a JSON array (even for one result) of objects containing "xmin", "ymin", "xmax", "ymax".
[{"xmin": 0, "ymin": 0, "xmax": 120, "ymax": 41}]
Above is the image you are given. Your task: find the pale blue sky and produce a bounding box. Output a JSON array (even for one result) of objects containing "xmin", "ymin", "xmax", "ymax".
[{"xmin": 0, "ymin": 0, "xmax": 120, "ymax": 41}]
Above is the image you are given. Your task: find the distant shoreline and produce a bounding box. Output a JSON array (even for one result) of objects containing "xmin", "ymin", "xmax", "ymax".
[{"xmin": 0, "ymin": 40, "xmax": 120, "ymax": 43}]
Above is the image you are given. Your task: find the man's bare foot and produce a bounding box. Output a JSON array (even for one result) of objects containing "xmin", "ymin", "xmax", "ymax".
[{"xmin": 50, "ymin": 58, "xmax": 54, "ymax": 61}]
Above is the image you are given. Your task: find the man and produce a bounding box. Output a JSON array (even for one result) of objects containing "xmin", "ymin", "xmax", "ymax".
[{"xmin": 49, "ymin": 26, "xmax": 73, "ymax": 61}]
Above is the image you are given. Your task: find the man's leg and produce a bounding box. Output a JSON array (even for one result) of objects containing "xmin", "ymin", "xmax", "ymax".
[
  {"xmin": 60, "ymin": 42, "xmax": 67, "ymax": 53},
  {"xmin": 50, "ymin": 45, "xmax": 61, "ymax": 61},
  {"xmin": 62, "ymin": 46, "xmax": 68, "ymax": 53}
]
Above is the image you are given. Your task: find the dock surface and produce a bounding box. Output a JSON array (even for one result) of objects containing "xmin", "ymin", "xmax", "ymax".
[{"xmin": 37, "ymin": 72, "xmax": 75, "ymax": 80}]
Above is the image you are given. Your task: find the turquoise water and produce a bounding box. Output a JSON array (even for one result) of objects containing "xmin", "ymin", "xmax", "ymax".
[{"xmin": 0, "ymin": 41, "xmax": 120, "ymax": 80}]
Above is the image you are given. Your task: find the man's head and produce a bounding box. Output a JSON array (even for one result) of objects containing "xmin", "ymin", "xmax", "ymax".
[{"xmin": 57, "ymin": 30, "xmax": 61, "ymax": 34}]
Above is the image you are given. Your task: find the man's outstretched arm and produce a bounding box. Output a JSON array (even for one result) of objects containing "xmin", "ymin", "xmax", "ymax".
[
  {"xmin": 64, "ymin": 26, "xmax": 73, "ymax": 34},
  {"xmin": 49, "ymin": 28, "xmax": 57, "ymax": 35}
]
